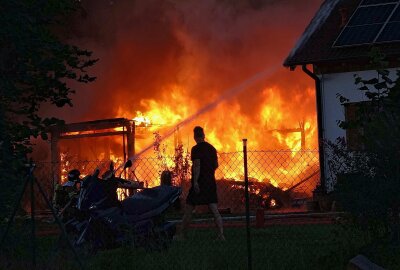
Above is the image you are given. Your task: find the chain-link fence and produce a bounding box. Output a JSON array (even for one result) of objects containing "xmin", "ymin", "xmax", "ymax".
[
  {"xmin": 2, "ymin": 147, "xmax": 374, "ymax": 269},
  {"xmin": 29, "ymin": 148, "xmax": 320, "ymax": 213}
]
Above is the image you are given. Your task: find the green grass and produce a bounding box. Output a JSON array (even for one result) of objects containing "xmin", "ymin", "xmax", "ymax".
[
  {"xmin": 2, "ymin": 223, "xmax": 400, "ymax": 270},
  {"xmin": 84, "ymin": 224, "xmax": 376, "ymax": 270}
]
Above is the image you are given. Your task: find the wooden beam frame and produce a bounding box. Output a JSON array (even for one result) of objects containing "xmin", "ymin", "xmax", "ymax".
[{"xmin": 49, "ymin": 118, "xmax": 136, "ymax": 185}]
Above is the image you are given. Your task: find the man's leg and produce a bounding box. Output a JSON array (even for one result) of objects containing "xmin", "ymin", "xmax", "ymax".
[
  {"xmin": 208, "ymin": 203, "xmax": 225, "ymax": 240},
  {"xmin": 179, "ymin": 203, "xmax": 195, "ymax": 239}
]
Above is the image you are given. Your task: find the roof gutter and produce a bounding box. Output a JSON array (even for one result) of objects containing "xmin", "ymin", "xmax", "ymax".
[{"xmin": 301, "ymin": 65, "xmax": 326, "ymax": 193}]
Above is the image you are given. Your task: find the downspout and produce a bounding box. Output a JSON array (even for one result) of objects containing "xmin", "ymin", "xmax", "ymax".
[{"xmin": 302, "ymin": 64, "xmax": 326, "ymax": 193}]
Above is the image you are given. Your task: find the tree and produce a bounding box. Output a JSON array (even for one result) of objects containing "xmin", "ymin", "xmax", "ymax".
[
  {"xmin": 0, "ymin": 0, "xmax": 97, "ymax": 219},
  {"xmin": 327, "ymin": 49, "xmax": 400, "ymax": 241}
]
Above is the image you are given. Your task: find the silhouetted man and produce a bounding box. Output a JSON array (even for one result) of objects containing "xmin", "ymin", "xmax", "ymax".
[{"xmin": 178, "ymin": 126, "xmax": 225, "ymax": 240}]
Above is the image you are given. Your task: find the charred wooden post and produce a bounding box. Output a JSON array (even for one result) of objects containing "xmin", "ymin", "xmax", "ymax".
[
  {"xmin": 126, "ymin": 121, "xmax": 135, "ymax": 158},
  {"xmin": 50, "ymin": 130, "xmax": 60, "ymax": 191},
  {"xmin": 266, "ymin": 121, "xmax": 306, "ymax": 150}
]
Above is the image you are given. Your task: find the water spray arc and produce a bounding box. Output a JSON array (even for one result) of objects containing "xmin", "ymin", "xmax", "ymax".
[{"xmin": 131, "ymin": 65, "xmax": 278, "ymax": 160}]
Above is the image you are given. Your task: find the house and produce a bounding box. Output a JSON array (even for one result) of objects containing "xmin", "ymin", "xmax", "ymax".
[{"xmin": 284, "ymin": 0, "xmax": 400, "ymax": 192}]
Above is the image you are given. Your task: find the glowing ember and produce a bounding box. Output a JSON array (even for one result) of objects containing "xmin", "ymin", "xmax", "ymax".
[
  {"xmin": 270, "ymin": 199, "xmax": 277, "ymax": 208},
  {"xmin": 117, "ymin": 188, "xmax": 130, "ymax": 201},
  {"xmin": 133, "ymin": 112, "xmax": 151, "ymax": 127}
]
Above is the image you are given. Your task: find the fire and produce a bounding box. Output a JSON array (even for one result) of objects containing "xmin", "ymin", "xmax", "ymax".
[
  {"xmin": 125, "ymin": 85, "xmax": 317, "ymax": 155},
  {"xmin": 52, "ymin": 0, "xmax": 323, "ymax": 198},
  {"xmin": 58, "ymin": 81, "xmax": 318, "ymax": 196},
  {"xmin": 60, "ymin": 152, "xmax": 69, "ymax": 183},
  {"xmin": 117, "ymin": 188, "xmax": 130, "ymax": 201},
  {"xmin": 270, "ymin": 199, "xmax": 277, "ymax": 208},
  {"xmin": 133, "ymin": 112, "xmax": 151, "ymax": 127},
  {"xmin": 116, "ymin": 83, "xmax": 317, "ymax": 192}
]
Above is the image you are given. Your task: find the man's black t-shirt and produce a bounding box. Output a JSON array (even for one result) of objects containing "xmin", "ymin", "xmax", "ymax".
[
  {"xmin": 186, "ymin": 141, "xmax": 218, "ymax": 205},
  {"xmin": 191, "ymin": 142, "xmax": 218, "ymax": 183}
]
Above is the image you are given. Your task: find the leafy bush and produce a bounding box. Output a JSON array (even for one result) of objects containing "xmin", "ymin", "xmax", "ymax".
[
  {"xmin": 327, "ymin": 49, "xmax": 400, "ymax": 240},
  {"xmin": 0, "ymin": 0, "xmax": 97, "ymax": 220}
]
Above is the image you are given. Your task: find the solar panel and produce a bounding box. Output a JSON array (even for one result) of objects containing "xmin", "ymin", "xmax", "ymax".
[
  {"xmin": 376, "ymin": 22, "xmax": 400, "ymax": 42},
  {"xmin": 361, "ymin": 0, "xmax": 398, "ymax": 6},
  {"xmin": 347, "ymin": 5, "xmax": 395, "ymax": 26},
  {"xmin": 333, "ymin": 0, "xmax": 400, "ymax": 47},
  {"xmin": 389, "ymin": 4, "xmax": 400, "ymax": 21},
  {"xmin": 375, "ymin": 1, "xmax": 400, "ymax": 42},
  {"xmin": 335, "ymin": 25, "xmax": 383, "ymax": 46}
]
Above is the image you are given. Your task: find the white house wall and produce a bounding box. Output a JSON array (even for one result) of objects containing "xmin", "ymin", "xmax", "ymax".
[{"xmin": 319, "ymin": 68, "xmax": 398, "ymax": 191}]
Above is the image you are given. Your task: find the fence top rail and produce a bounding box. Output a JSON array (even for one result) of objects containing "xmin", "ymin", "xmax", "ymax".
[
  {"xmin": 34, "ymin": 149, "xmax": 320, "ymax": 165},
  {"xmin": 218, "ymin": 148, "xmax": 318, "ymax": 154},
  {"xmin": 218, "ymin": 149, "xmax": 319, "ymax": 154},
  {"xmin": 245, "ymin": 149, "xmax": 319, "ymax": 153}
]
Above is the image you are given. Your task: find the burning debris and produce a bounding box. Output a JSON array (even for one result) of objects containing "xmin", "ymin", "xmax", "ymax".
[{"xmin": 217, "ymin": 169, "xmax": 319, "ymax": 212}]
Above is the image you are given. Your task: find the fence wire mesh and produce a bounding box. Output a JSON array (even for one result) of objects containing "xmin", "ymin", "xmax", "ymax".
[{"xmin": 1, "ymin": 149, "xmax": 374, "ymax": 269}]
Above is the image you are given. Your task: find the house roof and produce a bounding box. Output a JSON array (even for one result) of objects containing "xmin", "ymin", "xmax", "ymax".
[{"xmin": 284, "ymin": 0, "xmax": 400, "ymax": 68}]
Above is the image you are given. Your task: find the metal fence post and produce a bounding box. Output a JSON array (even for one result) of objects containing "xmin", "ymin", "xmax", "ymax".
[
  {"xmin": 243, "ymin": 139, "xmax": 252, "ymax": 270},
  {"xmin": 30, "ymin": 167, "xmax": 36, "ymax": 269}
]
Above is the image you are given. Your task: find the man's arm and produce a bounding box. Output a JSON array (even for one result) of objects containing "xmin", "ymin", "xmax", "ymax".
[{"xmin": 192, "ymin": 159, "xmax": 201, "ymax": 193}]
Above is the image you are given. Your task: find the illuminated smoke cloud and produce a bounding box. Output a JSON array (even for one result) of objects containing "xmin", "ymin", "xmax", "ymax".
[{"xmin": 47, "ymin": 0, "xmax": 321, "ymax": 124}]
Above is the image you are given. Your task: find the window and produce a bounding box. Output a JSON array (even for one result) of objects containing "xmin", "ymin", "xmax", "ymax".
[
  {"xmin": 343, "ymin": 101, "xmax": 379, "ymax": 151},
  {"xmin": 343, "ymin": 102, "xmax": 364, "ymax": 150}
]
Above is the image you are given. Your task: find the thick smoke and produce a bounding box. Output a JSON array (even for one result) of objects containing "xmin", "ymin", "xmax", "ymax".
[{"xmin": 47, "ymin": 0, "xmax": 322, "ymax": 125}]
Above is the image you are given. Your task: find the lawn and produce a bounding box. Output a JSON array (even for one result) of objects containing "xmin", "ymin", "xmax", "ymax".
[
  {"xmin": 1, "ymin": 222, "xmax": 400, "ymax": 270},
  {"xmin": 85, "ymin": 224, "xmax": 366, "ymax": 270}
]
